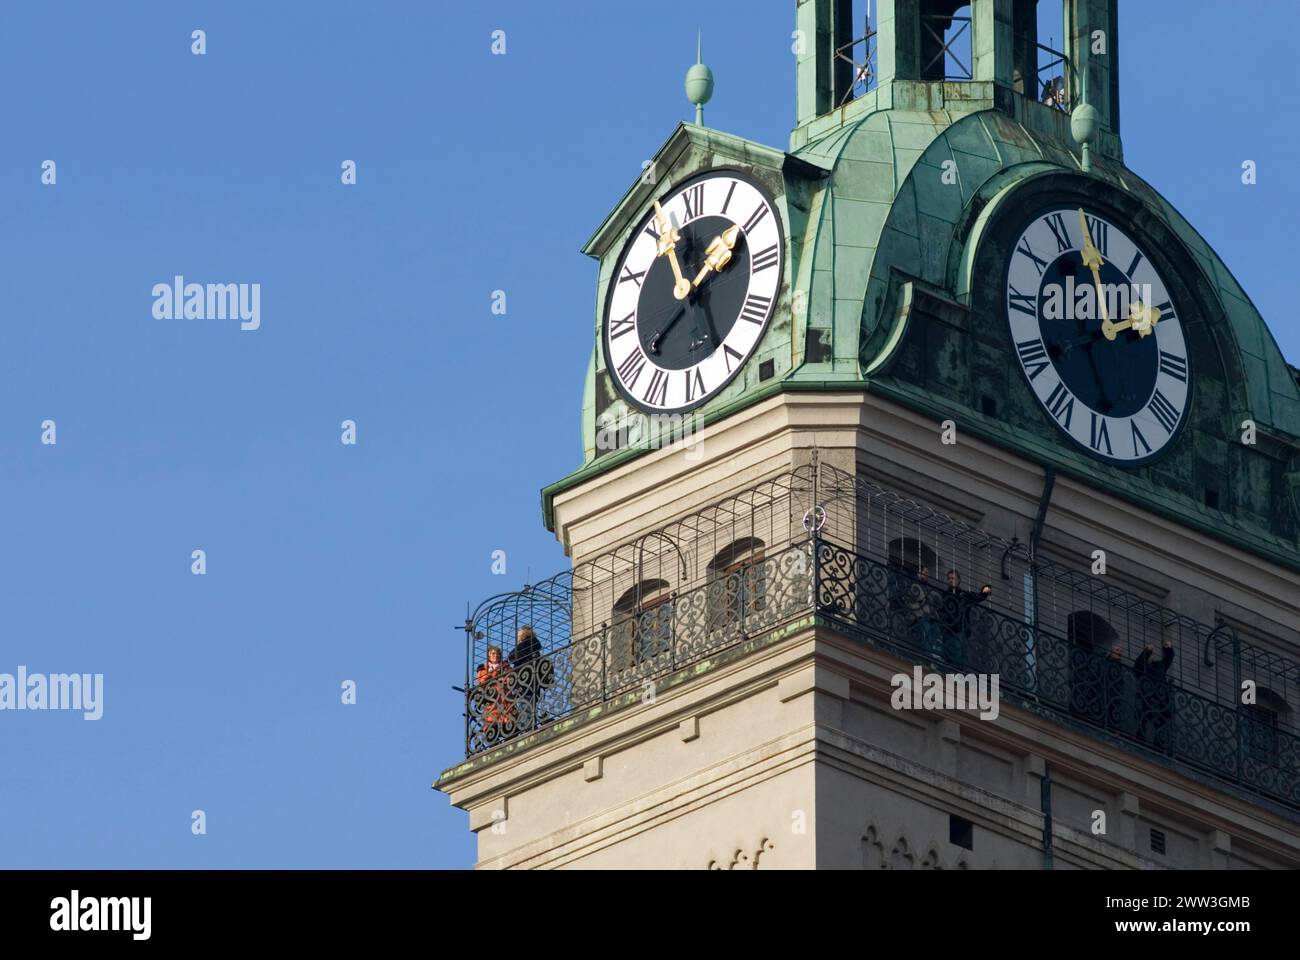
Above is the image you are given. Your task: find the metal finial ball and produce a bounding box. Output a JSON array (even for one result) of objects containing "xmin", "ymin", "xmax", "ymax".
[
  {"xmin": 1070, "ymin": 102, "xmax": 1100, "ymax": 145},
  {"xmin": 685, "ymin": 62, "xmax": 714, "ymax": 106}
]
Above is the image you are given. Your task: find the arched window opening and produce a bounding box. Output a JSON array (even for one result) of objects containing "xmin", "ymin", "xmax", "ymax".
[
  {"xmin": 1067, "ymin": 610, "xmax": 1115, "ymax": 651},
  {"xmin": 706, "ymin": 538, "xmax": 767, "ymax": 632},
  {"xmin": 886, "ymin": 537, "xmax": 939, "ymax": 610},
  {"xmin": 920, "ymin": 1, "xmax": 972, "ymax": 82},
  {"xmin": 1066, "ymin": 610, "xmax": 1117, "ymax": 724},
  {"xmin": 888, "ymin": 537, "xmax": 938, "ymax": 573},
  {"xmin": 1244, "ymin": 688, "xmax": 1290, "ymax": 766},
  {"xmin": 611, "ymin": 579, "xmax": 673, "ymax": 669}
]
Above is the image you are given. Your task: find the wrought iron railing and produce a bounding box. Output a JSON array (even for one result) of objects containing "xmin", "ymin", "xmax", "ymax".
[
  {"xmin": 458, "ymin": 462, "xmax": 1300, "ymax": 810},
  {"xmin": 922, "ymin": 13, "xmax": 972, "ymax": 81},
  {"xmin": 814, "ymin": 537, "xmax": 1300, "ymax": 808},
  {"xmin": 833, "ymin": 25, "xmax": 877, "ymax": 106},
  {"xmin": 1031, "ymin": 40, "xmax": 1072, "ymax": 111},
  {"xmin": 460, "ymin": 533, "xmax": 1300, "ymax": 811},
  {"xmin": 465, "ymin": 542, "xmax": 814, "ymax": 755}
]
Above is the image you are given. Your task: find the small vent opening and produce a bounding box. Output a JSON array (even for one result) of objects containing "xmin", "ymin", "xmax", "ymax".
[
  {"xmin": 949, "ymin": 814, "xmax": 974, "ymax": 851},
  {"xmin": 1150, "ymin": 827, "xmax": 1166, "ymax": 855}
]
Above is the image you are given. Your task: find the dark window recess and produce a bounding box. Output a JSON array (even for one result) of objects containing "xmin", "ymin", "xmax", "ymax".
[
  {"xmin": 804, "ymin": 327, "xmax": 833, "ymax": 363},
  {"xmin": 981, "ymin": 395, "xmax": 997, "ymax": 417},
  {"xmin": 1205, "ymin": 489, "xmax": 1220, "ymax": 510},
  {"xmin": 949, "ymin": 814, "xmax": 974, "ymax": 850},
  {"xmin": 1150, "ymin": 828, "xmax": 1166, "ymax": 855},
  {"xmin": 759, "ymin": 359, "xmax": 776, "ymax": 381}
]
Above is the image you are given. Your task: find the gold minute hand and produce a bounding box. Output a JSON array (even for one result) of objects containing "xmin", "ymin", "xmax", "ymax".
[
  {"xmin": 1077, "ymin": 207, "xmax": 1110, "ymax": 327},
  {"xmin": 654, "ymin": 201, "xmax": 692, "ymax": 301}
]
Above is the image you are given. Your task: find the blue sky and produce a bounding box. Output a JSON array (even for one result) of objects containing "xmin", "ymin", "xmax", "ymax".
[{"xmin": 0, "ymin": 1, "xmax": 1294, "ymax": 868}]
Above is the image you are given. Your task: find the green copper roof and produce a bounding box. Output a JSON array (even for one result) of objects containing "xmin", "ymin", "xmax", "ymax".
[
  {"xmin": 545, "ymin": 91, "xmax": 1299, "ymax": 566},
  {"xmin": 788, "ymin": 105, "xmax": 1300, "ymax": 440}
]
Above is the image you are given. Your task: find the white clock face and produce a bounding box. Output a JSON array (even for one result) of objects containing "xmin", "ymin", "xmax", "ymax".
[
  {"xmin": 603, "ymin": 170, "xmax": 783, "ymax": 413},
  {"xmin": 1005, "ymin": 205, "xmax": 1191, "ymax": 464}
]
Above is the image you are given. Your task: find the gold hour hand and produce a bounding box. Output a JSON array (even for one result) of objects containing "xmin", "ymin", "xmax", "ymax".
[
  {"xmin": 691, "ymin": 225, "xmax": 741, "ymax": 288},
  {"xmin": 653, "ymin": 201, "xmax": 692, "ymax": 301},
  {"xmin": 1102, "ymin": 300, "xmax": 1161, "ymax": 341}
]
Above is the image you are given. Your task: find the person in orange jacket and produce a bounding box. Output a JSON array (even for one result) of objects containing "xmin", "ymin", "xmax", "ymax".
[{"xmin": 476, "ymin": 645, "xmax": 516, "ymax": 739}]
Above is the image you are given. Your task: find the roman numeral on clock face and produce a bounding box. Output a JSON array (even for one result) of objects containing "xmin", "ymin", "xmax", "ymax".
[
  {"xmin": 751, "ymin": 244, "xmax": 779, "ymax": 273},
  {"xmin": 684, "ymin": 367, "xmax": 706, "ymax": 403},
  {"xmin": 740, "ymin": 293, "xmax": 772, "ymax": 324},
  {"xmin": 619, "ymin": 265, "xmax": 646, "ymax": 287},
  {"xmin": 643, "ymin": 368, "xmax": 669, "ymax": 406},
  {"xmin": 1148, "ymin": 389, "xmax": 1180, "ymax": 433},
  {"xmin": 609, "ymin": 310, "xmax": 636, "ymax": 340},
  {"xmin": 1131, "ymin": 420, "xmax": 1151, "ymax": 456},
  {"xmin": 1008, "ymin": 286, "xmax": 1036, "ymax": 316},
  {"xmin": 616, "ymin": 348, "xmax": 647, "ymax": 389},
  {"xmin": 723, "ymin": 343, "xmax": 743, "ymax": 373},
  {"xmin": 1085, "ymin": 216, "xmax": 1109, "ymax": 256},
  {"xmin": 1045, "ymin": 382, "xmax": 1075, "ymax": 428},
  {"xmin": 1158, "ymin": 351, "xmax": 1187, "ymax": 382},
  {"xmin": 1016, "ymin": 338, "xmax": 1050, "ymax": 380},
  {"xmin": 721, "ymin": 180, "xmax": 737, "ymax": 215},
  {"xmin": 1016, "ymin": 238, "xmax": 1049, "ymax": 275},
  {"xmin": 742, "ymin": 203, "xmax": 769, "ymax": 234},
  {"xmin": 682, "ymin": 183, "xmax": 705, "ymax": 223},
  {"xmin": 1089, "ymin": 413, "xmax": 1112, "ymax": 455},
  {"xmin": 1043, "ymin": 213, "xmax": 1072, "ymax": 252}
]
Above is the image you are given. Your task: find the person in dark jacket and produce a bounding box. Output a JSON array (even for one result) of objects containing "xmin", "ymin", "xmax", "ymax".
[
  {"xmin": 508, "ymin": 625, "xmax": 554, "ymax": 722},
  {"xmin": 1134, "ymin": 639, "xmax": 1176, "ymax": 751},
  {"xmin": 939, "ymin": 569, "xmax": 991, "ymax": 665},
  {"xmin": 509, "ymin": 626, "xmax": 541, "ymax": 667}
]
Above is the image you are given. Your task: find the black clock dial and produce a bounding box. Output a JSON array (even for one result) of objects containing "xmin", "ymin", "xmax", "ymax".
[
  {"xmin": 1037, "ymin": 253, "xmax": 1158, "ymax": 417},
  {"xmin": 1006, "ymin": 205, "xmax": 1191, "ymax": 464},
  {"xmin": 603, "ymin": 170, "xmax": 783, "ymax": 414},
  {"xmin": 637, "ymin": 214, "xmax": 751, "ymax": 370}
]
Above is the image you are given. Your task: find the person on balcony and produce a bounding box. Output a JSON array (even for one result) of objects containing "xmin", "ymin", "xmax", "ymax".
[
  {"xmin": 476, "ymin": 645, "xmax": 516, "ymax": 741},
  {"xmin": 1040, "ymin": 76, "xmax": 1066, "ymax": 109},
  {"xmin": 1134, "ymin": 639, "xmax": 1176, "ymax": 752},
  {"xmin": 509, "ymin": 625, "xmax": 552, "ymax": 716},
  {"xmin": 509, "ymin": 626, "xmax": 542, "ymax": 667},
  {"xmin": 940, "ymin": 569, "xmax": 992, "ymax": 665}
]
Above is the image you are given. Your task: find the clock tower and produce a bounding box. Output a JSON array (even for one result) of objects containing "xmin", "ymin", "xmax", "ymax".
[{"xmin": 438, "ymin": 1, "xmax": 1300, "ymax": 870}]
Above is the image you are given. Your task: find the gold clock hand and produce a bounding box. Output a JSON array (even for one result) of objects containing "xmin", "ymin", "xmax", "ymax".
[
  {"xmin": 691, "ymin": 225, "xmax": 741, "ymax": 288},
  {"xmin": 1104, "ymin": 301, "xmax": 1161, "ymax": 340},
  {"xmin": 1077, "ymin": 207, "xmax": 1112, "ymax": 330},
  {"xmin": 1077, "ymin": 208, "xmax": 1103, "ymax": 270},
  {"xmin": 653, "ymin": 200, "xmax": 692, "ymax": 301}
]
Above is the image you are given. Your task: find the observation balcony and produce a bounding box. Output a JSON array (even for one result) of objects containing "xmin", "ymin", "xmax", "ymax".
[{"xmin": 457, "ymin": 463, "xmax": 1300, "ymax": 813}]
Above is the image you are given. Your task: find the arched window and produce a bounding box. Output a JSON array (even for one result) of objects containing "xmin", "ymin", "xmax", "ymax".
[
  {"xmin": 1066, "ymin": 610, "xmax": 1116, "ymax": 651},
  {"xmin": 920, "ymin": 1, "xmax": 972, "ymax": 82},
  {"xmin": 611, "ymin": 579, "xmax": 673, "ymax": 669},
  {"xmin": 706, "ymin": 538, "xmax": 767, "ymax": 632},
  {"xmin": 1065, "ymin": 611, "xmax": 1116, "ymax": 724},
  {"xmin": 886, "ymin": 538, "xmax": 939, "ymax": 617},
  {"xmin": 888, "ymin": 537, "xmax": 938, "ymax": 574},
  {"xmin": 1244, "ymin": 688, "xmax": 1290, "ymax": 766}
]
